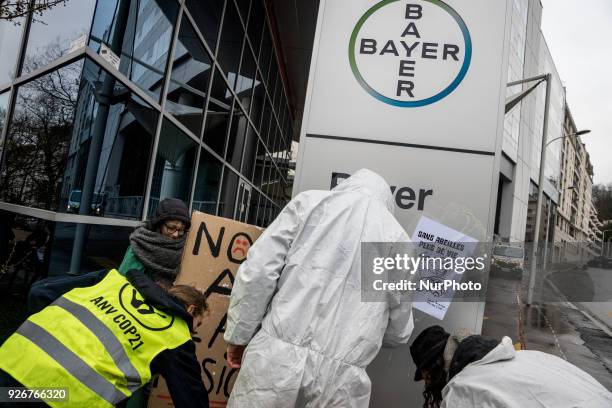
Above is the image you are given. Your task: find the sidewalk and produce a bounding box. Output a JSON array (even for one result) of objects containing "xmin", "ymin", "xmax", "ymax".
[{"xmin": 481, "ymin": 267, "xmax": 612, "ymax": 391}]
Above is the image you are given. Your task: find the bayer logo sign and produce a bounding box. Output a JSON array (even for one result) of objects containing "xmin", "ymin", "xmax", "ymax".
[{"xmin": 349, "ymin": 0, "xmax": 472, "ymax": 108}]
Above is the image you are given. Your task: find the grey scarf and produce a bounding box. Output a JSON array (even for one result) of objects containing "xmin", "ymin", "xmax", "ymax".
[{"xmin": 129, "ymin": 224, "xmax": 185, "ymax": 284}]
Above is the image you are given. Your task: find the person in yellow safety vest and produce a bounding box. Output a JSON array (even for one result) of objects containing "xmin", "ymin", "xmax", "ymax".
[{"xmin": 0, "ymin": 269, "xmax": 210, "ymax": 408}]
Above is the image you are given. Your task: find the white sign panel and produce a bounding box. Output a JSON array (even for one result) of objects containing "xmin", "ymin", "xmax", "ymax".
[{"xmin": 302, "ymin": 0, "xmax": 510, "ymax": 153}]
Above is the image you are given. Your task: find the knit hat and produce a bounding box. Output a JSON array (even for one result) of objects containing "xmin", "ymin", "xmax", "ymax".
[
  {"xmin": 151, "ymin": 198, "xmax": 191, "ymax": 230},
  {"xmin": 410, "ymin": 325, "xmax": 450, "ymax": 381}
]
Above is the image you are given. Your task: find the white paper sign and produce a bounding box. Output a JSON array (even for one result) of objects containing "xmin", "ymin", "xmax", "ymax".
[{"xmin": 411, "ymin": 215, "xmax": 477, "ymax": 320}]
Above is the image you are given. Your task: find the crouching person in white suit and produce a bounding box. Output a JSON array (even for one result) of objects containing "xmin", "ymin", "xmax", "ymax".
[
  {"xmin": 410, "ymin": 325, "xmax": 612, "ymax": 408},
  {"xmin": 224, "ymin": 169, "xmax": 414, "ymax": 407}
]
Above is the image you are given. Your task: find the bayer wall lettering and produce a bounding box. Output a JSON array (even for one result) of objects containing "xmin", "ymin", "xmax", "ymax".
[{"xmin": 294, "ymin": 0, "xmax": 511, "ymax": 406}]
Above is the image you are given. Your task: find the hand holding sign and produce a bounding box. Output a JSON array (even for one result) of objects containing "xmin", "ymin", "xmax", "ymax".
[{"xmin": 226, "ymin": 344, "xmax": 245, "ymax": 369}]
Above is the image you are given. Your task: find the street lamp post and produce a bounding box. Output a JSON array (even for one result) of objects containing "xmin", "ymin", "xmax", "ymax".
[{"xmin": 526, "ymin": 73, "xmax": 552, "ymax": 306}]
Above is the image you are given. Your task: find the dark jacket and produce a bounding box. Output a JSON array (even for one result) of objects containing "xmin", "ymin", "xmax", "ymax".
[
  {"xmin": 125, "ymin": 270, "xmax": 208, "ymax": 408},
  {"xmin": 27, "ymin": 269, "xmax": 209, "ymax": 408}
]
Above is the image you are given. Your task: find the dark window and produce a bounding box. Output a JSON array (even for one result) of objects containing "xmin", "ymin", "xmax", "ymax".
[
  {"xmin": 235, "ymin": 0, "xmax": 252, "ymax": 26},
  {"xmin": 266, "ymin": 52, "xmax": 278, "ymax": 96},
  {"xmin": 252, "ymin": 139, "xmax": 266, "ymax": 186},
  {"xmin": 247, "ymin": 0, "xmax": 264, "ymax": 55},
  {"xmin": 225, "ymin": 104, "xmax": 249, "ymax": 171},
  {"xmin": 273, "ymin": 73, "xmax": 283, "ymax": 114},
  {"xmin": 22, "ymin": 1, "xmax": 96, "ymax": 74},
  {"xmin": 0, "ymin": 18, "xmax": 24, "ymax": 84},
  {"xmin": 260, "ymin": 95, "xmax": 275, "ymax": 151},
  {"xmin": 203, "ymin": 68, "xmax": 233, "ymax": 156},
  {"xmin": 258, "ymin": 25, "xmax": 273, "ymax": 84},
  {"xmin": 185, "ymin": 0, "xmax": 224, "ymax": 51},
  {"xmin": 148, "ymin": 119, "xmax": 198, "ymax": 216},
  {"xmin": 247, "ymin": 188, "xmax": 261, "ymax": 225},
  {"xmin": 241, "ymin": 123, "xmax": 259, "ymax": 178},
  {"xmin": 218, "ymin": 167, "xmax": 239, "ymax": 219},
  {"xmin": 1, "ymin": 60, "xmax": 84, "ymax": 211},
  {"xmin": 166, "ymin": 16, "xmax": 214, "ymax": 137},
  {"xmin": 249, "ymin": 71, "xmax": 265, "ymax": 123},
  {"xmin": 89, "ymin": 0, "xmax": 179, "ymax": 102},
  {"xmin": 0, "ymin": 92, "xmax": 9, "ymax": 158},
  {"xmin": 236, "ymin": 46, "xmax": 256, "ymax": 99},
  {"xmin": 217, "ymin": 1, "xmax": 244, "ymax": 90},
  {"xmin": 193, "ymin": 148, "xmax": 223, "ymax": 215}
]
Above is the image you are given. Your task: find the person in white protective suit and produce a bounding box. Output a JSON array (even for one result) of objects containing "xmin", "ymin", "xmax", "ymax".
[
  {"xmin": 223, "ymin": 168, "xmax": 414, "ymax": 407},
  {"xmin": 410, "ymin": 325, "xmax": 612, "ymax": 408}
]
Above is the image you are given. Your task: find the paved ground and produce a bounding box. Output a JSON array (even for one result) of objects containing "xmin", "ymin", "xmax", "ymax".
[
  {"xmin": 545, "ymin": 266, "xmax": 612, "ymax": 325},
  {"xmin": 482, "ymin": 265, "xmax": 612, "ymax": 391}
]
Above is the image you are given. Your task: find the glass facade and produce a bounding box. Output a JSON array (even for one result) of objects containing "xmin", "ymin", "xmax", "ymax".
[
  {"xmin": 0, "ymin": 0, "xmax": 293, "ymax": 279},
  {"xmin": 503, "ymin": 0, "xmax": 528, "ymax": 158}
]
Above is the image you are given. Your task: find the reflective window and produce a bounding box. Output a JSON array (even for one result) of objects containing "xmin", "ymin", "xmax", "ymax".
[
  {"xmin": 22, "ymin": 1, "xmax": 96, "ymax": 74},
  {"xmin": 218, "ymin": 167, "xmax": 239, "ymax": 218},
  {"xmin": 0, "ymin": 18, "xmax": 24, "ymax": 84},
  {"xmin": 241, "ymin": 123, "xmax": 258, "ymax": 178},
  {"xmin": 247, "ymin": 188, "xmax": 261, "ymax": 225},
  {"xmin": 217, "ymin": 1, "xmax": 244, "ymax": 89},
  {"xmin": 225, "ymin": 104, "xmax": 249, "ymax": 170},
  {"xmin": 148, "ymin": 119, "xmax": 198, "ymax": 216},
  {"xmin": 252, "ymin": 139, "xmax": 266, "ymax": 186},
  {"xmin": 249, "ymin": 71, "xmax": 265, "ymax": 122},
  {"xmin": 0, "ymin": 92, "xmax": 9, "ymax": 154},
  {"xmin": 235, "ymin": 0, "xmax": 251, "ymax": 25},
  {"xmin": 257, "ymin": 96, "xmax": 271, "ymax": 133},
  {"xmin": 247, "ymin": 0, "xmax": 264, "ymax": 55},
  {"xmin": 265, "ymin": 44, "xmax": 278, "ymax": 93},
  {"xmin": 166, "ymin": 16, "xmax": 213, "ymax": 136},
  {"xmin": 260, "ymin": 96, "xmax": 275, "ymax": 149},
  {"xmin": 273, "ymin": 73, "xmax": 283, "ymax": 113},
  {"xmin": 193, "ymin": 148, "xmax": 223, "ymax": 215},
  {"xmin": 258, "ymin": 25, "xmax": 273, "ymax": 81},
  {"xmin": 1, "ymin": 59, "xmax": 156, "ymax": 218},
  {"xmin": 236, "ymin": 47, "xmax": 257, "ymax": 101},
  {"xmin": 203, "ymin": 69, "xmax": 233, "ymax": 155},
  {"xmin": 89, "ymin": 0, "xmax": 179, "ymax": 102},
  {"xmin": 59, "ymin": 60, "xmax": 156, "ymax": 220},
  {"xmin": 185, "ymin": 0, "xmax": 224, "ymax": 51},
  {"xmin": 1, "ymin": 60, "xmax": 84, "ymax": 211}
]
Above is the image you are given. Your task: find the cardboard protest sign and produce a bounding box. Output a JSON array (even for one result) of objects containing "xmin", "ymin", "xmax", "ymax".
[{"xmin": 148, "ymin": 212, "xmax": 263, "ymax": 408}]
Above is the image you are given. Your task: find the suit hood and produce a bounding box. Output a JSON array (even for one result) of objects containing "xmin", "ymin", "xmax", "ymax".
[{"xmin": 332, "ymin": 169, "xmax": 394, "ymax": 212}]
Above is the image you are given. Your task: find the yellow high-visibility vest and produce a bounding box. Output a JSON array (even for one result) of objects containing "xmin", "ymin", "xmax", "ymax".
[{"xmin": 0, "ymin": 269, "xmax": 191, "ymax": 407}]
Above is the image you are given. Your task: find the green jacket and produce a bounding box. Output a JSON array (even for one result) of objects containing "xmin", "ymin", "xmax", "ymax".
[{"xmin": 118, "ymin": 246, "xmax": 145, "ymax": 276}]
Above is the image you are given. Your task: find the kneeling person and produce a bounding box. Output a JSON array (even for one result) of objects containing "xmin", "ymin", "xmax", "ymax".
[{"xmin": 410, "ymin": 325, "xmax": 612, "ymax": 408}]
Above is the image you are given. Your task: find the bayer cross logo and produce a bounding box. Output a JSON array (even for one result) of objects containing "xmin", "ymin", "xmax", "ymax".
[{"xmin": 349, "ymin": 0, "xmax": 472, "ymax": 107}]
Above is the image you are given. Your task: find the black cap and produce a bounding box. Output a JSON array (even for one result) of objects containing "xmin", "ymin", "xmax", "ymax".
[
  {"xmin": 151, "ymin": 198, "xmax": 191, "ymax": 229},
  {"xmin": 410, "ymin": 325, "xmax": 450, "ymax": 381}
]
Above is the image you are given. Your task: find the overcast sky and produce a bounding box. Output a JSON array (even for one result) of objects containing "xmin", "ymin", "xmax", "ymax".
[{"xmin": 540, "ymin": 0, "xmax": 612, "ymax": 186}]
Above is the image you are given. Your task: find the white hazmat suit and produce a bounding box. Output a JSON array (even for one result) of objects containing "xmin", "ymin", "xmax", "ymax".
[
  {"xmin": 442, "ymin": 336, "xmax": 612, "ymax": 408},
  {"xmin": 225, "ymin": 169, "xmax": 414, "ymax": 407}
]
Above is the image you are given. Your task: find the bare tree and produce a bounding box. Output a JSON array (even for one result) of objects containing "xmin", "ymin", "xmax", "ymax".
[{"xmin": 0, "ymin": 0, "xmax": 68, "ymax": 23}]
